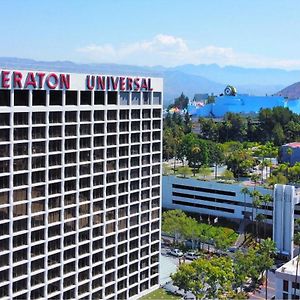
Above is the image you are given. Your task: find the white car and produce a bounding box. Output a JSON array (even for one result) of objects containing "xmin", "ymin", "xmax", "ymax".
[
  {"xmin": 184, "ymin": 251, "xmax": 199, "ymax": 260},
  {"xmin": 169, "ymin": 248, "xmax": 184, "ymax": 257}
]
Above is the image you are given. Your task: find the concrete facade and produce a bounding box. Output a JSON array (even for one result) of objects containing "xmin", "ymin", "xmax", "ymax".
[
  {"xmin": 0, "ymin": 69, "xmax": 163, "ymax": 300},
  {"xmin": 163, "ymin": 176, "xmax": 300, "ymax": 258},
  {"xmin": 275, "ymin": 256, "xmax": 300, "ymax": 299}
]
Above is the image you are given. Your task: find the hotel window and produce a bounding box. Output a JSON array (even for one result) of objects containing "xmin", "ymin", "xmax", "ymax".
[
  {"xmin": 143, "ymin": 92, "xmax": 151, "ymax": 105},
  {"xmin": 94, "ymin": 110, "xmax": 105, "ymax": 121},
  {"xmin": 0, "ymin": 113, "xmax": 10, "ymax": 126},
  {"xmin": 49, "ymin": 111, "xmax": 62, "ymax": 123},
  {"xmin": 14, "ymin": 112, "xmax": 28, "ymax": 125},
  {"xmin": 65, "ymin": 111, "xmax": 77, "ymax": 123},
  {"xmin": 0, "ymin": 129, "xmax": 9, "ymax": 142},
  {"xmin": 108, "ymin": 91, "xmax": 117, "ymax": 105},
  {"xmin": 14, "ymin": 90, "xmax": 29, "ymax": 106},
  {"xmin": 50, "ymin": 90, "xmax": 62, "ymax": 106},
  {"xmin": 66, "ymin": 90, "xmax": 78, "ymax": 105},
  {"xmin": 32, "ymin": 112, "xmax": 45, "ymax": 124},
  {"xmin": 153, "ymin": 92, "xmax": 161, "ymax": 105},
  {"xmin": 153, "ymin": 108, "xmax": 161, "ymax": 118},
  {"xmin": 0, "ymin": 89, "xmax": 10, "ymax": 106},
  {"xmin": 94, "ymin": 91, "xmax": 105, "ymax": 105},
  {"xmin": 119, "ymin": 110, "xmax": 129, "ymax": 120},
  {"xmin": 142, "ymin": 109, "xmax": 151, "ymax": 119},
  {"xmin": 107, "ymin": 110, "xmax": 117, "ymax": 121},
  {"xmin": 80, "ymin": 91, "xmax": 91, "ymax": 105},
  {"xmin": 132, "ymin": 92, "xmax": 140, "ymax": 105},
  {"xmin": 32, "ymin": 127, "xmax": 46, "ymax": 139},
  {"xmin": 120, "ymin": 92, "xmax": 129, "ymax": 105},
  {"xmin": 80, "ymin": 111, "xmax": 91, "ymax": 122}
]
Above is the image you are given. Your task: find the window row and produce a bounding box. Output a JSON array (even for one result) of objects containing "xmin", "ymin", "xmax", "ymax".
[
  {"xmin": 0, "ymin": 109, "xmax": 161, "ymax": 126},
  {"xmin": 0, "ymin": 89, "xmax": 161, "ymax": 106}
]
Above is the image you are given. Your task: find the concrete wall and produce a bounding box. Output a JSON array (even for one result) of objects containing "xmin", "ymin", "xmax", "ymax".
[{"xmin": 162, "ymin": 175, "xmax": 272, "ymax": 221}]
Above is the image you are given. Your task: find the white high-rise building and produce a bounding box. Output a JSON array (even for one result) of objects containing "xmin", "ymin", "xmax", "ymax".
[{"xmin": 0, "ymin": 70, "xmax": 163, "ymax": 299}]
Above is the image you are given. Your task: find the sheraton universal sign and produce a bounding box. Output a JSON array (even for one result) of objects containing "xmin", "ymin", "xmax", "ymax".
[{"xmin": 0, "ymin": 70, "xmax": 154, "ymax": 91}]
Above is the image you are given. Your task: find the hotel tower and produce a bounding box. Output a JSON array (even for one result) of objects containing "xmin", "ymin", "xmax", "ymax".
[{"xmin": 0, "ymin": 70, "xmax": 163, "ymax": 299}]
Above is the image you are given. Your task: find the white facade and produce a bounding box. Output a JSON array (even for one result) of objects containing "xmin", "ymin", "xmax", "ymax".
[
  {"xmin": 0, "ymin": 70, "xmax": 163, "ymax": 299},
  {"xmin": 275, "ymin": 256, "xmax": 300, "ymax": 299},
  {"xmin": 273, "ymin": 185, "xmax": 300, "ymax": 258},
  {"xmin": 163, "ymin": 176, "xmax": 300, "ymax": 258},
  {"xmin": 163, "ymin": 176, "xmax": 273, "ymax": 221}
]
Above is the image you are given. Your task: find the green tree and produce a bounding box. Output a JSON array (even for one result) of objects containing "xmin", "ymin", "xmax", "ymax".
[
  {"xmin": 198, "ymin": 166, "xmax": 211, "ymax": 180},
  {"xmin": 272, "ymin": 123, "xmax": 285, "ymax": 145},
  {"xmin": 241, "ymin": 187, "xmax": 250, "ymax": 220},
  {"xmin": 177, "ymin": 165, "xmax": 192, "ymax": 178},
  {"xmin": 172, "ymin": 257, "xmax": 234, "ymax": 299},
  {"xmin": 257, "ymin": 238, "xmax": 276, "ymax": 300},
  {"xmin": 226, "ymin": 149, "xmax": 255, "ymax": 179},
  {"xmin": 250, "ymin": 190, "xmax": 262, "ymax": 239},
  {"xmin": 222, "ymin": 169, "xmax": 234, "ymax": 181},
  {"xmin": 162, "ymin": 210, "xmax": 188, "ymax": 243},
  {"xmin": 173, "ymin": 92, "xmax": 189, "ymax": 110}
]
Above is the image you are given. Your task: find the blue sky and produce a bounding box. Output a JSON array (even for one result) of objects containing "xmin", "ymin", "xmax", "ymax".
[{"xmin": 1, "ymin": 0, "xmax": 300, "ymax": 69}]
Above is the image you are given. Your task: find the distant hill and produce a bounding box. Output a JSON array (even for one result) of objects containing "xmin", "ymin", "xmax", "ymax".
[
  {"xmin": 275, "ymin": 82, "xmax": 300, "ymax": 99},
  {"xmin": 2, "ymin": 57, "xmax": 300, "ymax": 106}
]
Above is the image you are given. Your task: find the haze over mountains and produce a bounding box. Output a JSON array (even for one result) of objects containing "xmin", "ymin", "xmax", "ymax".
[{"xmin": 1, "ymin": 57, "xmax": 300, "ymax": 106}]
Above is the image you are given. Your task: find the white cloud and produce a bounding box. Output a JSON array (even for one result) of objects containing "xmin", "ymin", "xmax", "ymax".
[{"xmin": 77, "ymin": 34, "xmax": 300, "ymax": 69}]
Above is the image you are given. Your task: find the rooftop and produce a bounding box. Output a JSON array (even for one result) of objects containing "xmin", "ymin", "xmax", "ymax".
[
  {"xmin": 285, "ymin": 142, "xmax": 300, "ymax": 148},
  {"xmin": 276, "ymin": 256, "xmax": 300, "ymax": 276}
]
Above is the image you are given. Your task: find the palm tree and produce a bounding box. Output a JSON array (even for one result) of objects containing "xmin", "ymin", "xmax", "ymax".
[
  {"xmin": 241, "ymin": 187, "xmax": 250, "ymax": 219},
  {"xmin": 251, "ymin": 174, "xmax": 260, "ymax": 189},
  {"xmin": 261, "ymin": 194, "xmax": 273, "ymax": 237},
  {"xmin": 191, "ymin": 146, "xmax": 200, "ymax": 176},
  {"xmin": 259, "ymin": 238, "xmax": 276, "ymax": 300},
  {"xmin": 294, "ymin": 219, "xmax": 300, "ymax": 298},
  {"xmin": 255, "ymin": 213, "xmax": 266, "ymax": 242},
  {"xmin": 250, "ymin": 190, "xmax": 262, "ymax": 240}
]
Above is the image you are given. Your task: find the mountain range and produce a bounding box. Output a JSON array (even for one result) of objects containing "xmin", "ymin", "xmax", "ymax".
[{"xmin": 1, "ymin": 57, "xmax": 300, "ymax": 106}]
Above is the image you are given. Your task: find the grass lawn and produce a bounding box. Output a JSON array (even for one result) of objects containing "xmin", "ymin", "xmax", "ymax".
[{"xmin": 139, "ymin": 288, "xmax": 182, "ymax": 300}]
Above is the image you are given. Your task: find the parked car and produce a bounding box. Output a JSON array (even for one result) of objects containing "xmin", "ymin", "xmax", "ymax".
[
  {"xmin": 184, "ymin": 251, "xmax": 199, "ymax": 260},
  {"xmin": 227, "ymin": 246, "xmax": 238, "ymax": 253},
  {"xmin": 169, "ymin": 248, "xmax": 184, "ymax": 257}
]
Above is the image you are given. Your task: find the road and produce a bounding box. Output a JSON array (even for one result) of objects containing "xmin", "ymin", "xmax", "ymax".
[{"xmin": 248, "ymin": 271, "xmax": 276, "ymax": 300}]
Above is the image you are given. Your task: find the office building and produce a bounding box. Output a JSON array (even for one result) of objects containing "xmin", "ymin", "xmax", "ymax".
[
  {"xmin": 0, "ymin": 70, "xmax": 163, "ymax": 299},
  {"xmin": 275, "ymin": 256, "xmax": 300, "ymax": 299},
  {"xmin": 163, "ymin": 176, "xmax": 300, "ymax": 258}
]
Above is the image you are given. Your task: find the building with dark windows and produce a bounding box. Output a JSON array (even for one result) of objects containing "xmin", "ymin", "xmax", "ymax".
[
  {"xmin": 163, "ymin": 176, "xmax": 300, "ymax": 259},
  {"xmin": 0, "ymin": 70, "xmax": 163, "ymax": 299}
]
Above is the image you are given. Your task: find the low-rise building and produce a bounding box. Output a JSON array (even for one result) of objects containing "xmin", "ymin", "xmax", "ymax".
[
  {"xmin": 162, "ymin": 175, "xmax": 300, "ymax": 258},
  {"xmin": 281, "ymin": 142, "xmax": 300, "ymax": 166},
  {"xmin": 275, "ymin": 256, "xmax": 300, "ymax": 299}
]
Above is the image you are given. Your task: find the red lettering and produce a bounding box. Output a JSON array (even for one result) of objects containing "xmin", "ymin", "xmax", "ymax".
[
  {"xmin": 46, "ymin": 73, "xmax": 59, "ymax": 89},
  {"xmin": 148, "ymin": 78, "xmax": 153, "ymax": 91},
  {"xmin": 127, "ymin": 77, "xmax": 133, "ymax": 90},
  {"xmin": 36, "ymin": 72, "xmax": 45, "ymax": 88},
  {"xmin": 24, "ymin": 72, "xmax": 37, "ymax": 88},
  {"xmin": 141, "ymin": 78, "xmax": 148, "ymax": 90},
  {"xmin": 134, "ymin": 78, "xmax": 140, "ymax": 91},
  {"xmin": 111, "ymin": 76, "xmax": 119, "ymax": 90},
  {"xmin": 97, "ymin": 76, "xmax": 105, "ymax": 90},
  {"xmin": 1, "ymin": 71, "xmax": 10, "ymax": 88},
  {"xmin": 13, "ymin": 72, "xmax": 23, "ymax": 88},
  {"xmin": 60, "ymin": 74, "xmax": 70, "ymax": 89},
  {"xmin": 86, "ymin": 75, "xmax": 95, "ymax": 90},
  {"xmin": 107, "ymin": 76, "xmax": 110, "ymax": 90},
  {"xmin": 120, "ymin": 77, "xmax": 125, "ymax": 91}
]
